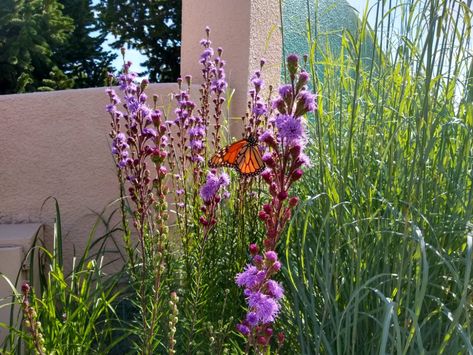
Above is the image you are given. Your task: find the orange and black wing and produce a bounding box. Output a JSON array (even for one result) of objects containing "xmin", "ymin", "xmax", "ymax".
[
  {"xmin": 235, "ymin": 144, "xmax": 265, "ymax": 177},
  {"xmin": 209, "ymin": 139, "xmax": 248, "ymax": 168}
]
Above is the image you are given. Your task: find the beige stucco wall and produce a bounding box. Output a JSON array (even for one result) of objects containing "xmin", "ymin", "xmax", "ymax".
[
  {"xmin": 0, "ymin": 84, "xmax": 184, "ymax": 270},
  {"xmin": 181, "ymin": 0, "xmax": 281, "ymax": 135}
]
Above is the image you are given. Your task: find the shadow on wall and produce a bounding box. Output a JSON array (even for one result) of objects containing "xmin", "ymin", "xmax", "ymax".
[{"xmin": 282, "ymin": 0, "xmax": 375, "ymax": 81}]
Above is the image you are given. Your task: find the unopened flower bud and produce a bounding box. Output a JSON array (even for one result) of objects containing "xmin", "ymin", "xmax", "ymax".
[
  {"xmin": 278, "ymin": 332, "xmax": 285, "ymax": 344},
  {"xmin": 253, "ymin": 254, "xmax": 263, "ymax": 265},
  {"xmin": 21, "ymin": 282, "xmax": 30, "ymax": 294},
  {"xmin": 265, "ymin": 250, "xmax": 278, "ymax": 263},
  {"xmin": 199, "ymin": 216, "xmax": 208, "ymax": 226},
  {"xmin": 289, "ymin": 196, "xmax": 299, "ymax": 207},
  {"xmin": 249, "ymin": 243, "xmax": 259, "ymax": 255},
  {"xmin": 263, "ymin": 204, "xmax": 271, "ymax": 214},
  {"xmin": 287, "ymin": 54, "xmax": 299, "ymax": 77},
  {"xmin": 258, "ymin": 210, "xmax": 268, "ymax": 221},
  {"xmin": 261, "ymin": 170, "xmax": 272, "ymax": 184},
  {"xmin": 292, "ymin": 168, "xmax": 303, "ymax": 181},
  {"xmin": 277, "ymin": 190, "xmax": 288, "ymax": 201},
  {"xmin": 290, "ymin": 144, "xmax": 302, "ymax": 160},
  {"xmin": 262, "ymin": 154, "xmax": 275, "ymax": 168},
  {"xmin": 257, "ymin": 336, "xmax": 268, "ymax": 345}
]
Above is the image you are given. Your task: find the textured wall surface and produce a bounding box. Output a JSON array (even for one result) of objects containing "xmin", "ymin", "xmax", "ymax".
[
  {"xmin": 282, "ymin": 0, "xmax": 359, "ymax": 79},
  {"xmin": 181, "ymin": 0, "xmax": 282, "ymax": 127},
  {"xmin": 0, "ymin": 84, "xmax": 188, "ymax": 270}
]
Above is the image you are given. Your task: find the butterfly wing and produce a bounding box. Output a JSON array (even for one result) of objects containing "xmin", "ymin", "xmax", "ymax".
[
  {"xmin": 209, "ymin": 139, "xmax": 248, "ymax": 168},
  {"xmin": 235, "ymin": 145, "xmax": 265, "ymax": 176}
]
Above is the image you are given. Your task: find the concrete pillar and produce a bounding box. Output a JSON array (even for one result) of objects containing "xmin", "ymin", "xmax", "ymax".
[{"xmin": 181, "ymin": 0, "xmax": 282, "ymax": 137}]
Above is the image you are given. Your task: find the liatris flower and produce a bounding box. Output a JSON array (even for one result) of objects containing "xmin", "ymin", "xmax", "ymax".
[
  {"xmin": 272, "ymin": 55, "xmax": 317, "ymax": 117},
  {"xmin": 200, "ymin": 170, "xmax": 229, "ymax": 203},
  {"xmin": 236, "ymin": 54, "xmax": 316, "ymax": 352},
  {"xmin": 199, "ymin": 170, "xmax": 229, "ymax": 237},
  {"xmin": 243, "ymin": 60, "xmax": 271, "ymax": 137},
  {"xmin": 235, "ymin": 248, "xmax": 284, "ymax": 347},
  {"xmin": 274, "ymin": 114, "xmax": 304, "ymax": 146},
  {"xmin": 195, "ymin": 28, "xmax": 228, "ymax": 151}
]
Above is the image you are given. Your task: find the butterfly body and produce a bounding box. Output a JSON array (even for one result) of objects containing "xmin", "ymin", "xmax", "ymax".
[{"xmin": 209, "ymin": 135, "xmax": 265, "ymax": 177}]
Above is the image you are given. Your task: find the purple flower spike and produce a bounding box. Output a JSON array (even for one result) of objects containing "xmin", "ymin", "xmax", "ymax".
[{"xmin": 199, "ymin": 171, "xmax": 229, "ymax": 203}]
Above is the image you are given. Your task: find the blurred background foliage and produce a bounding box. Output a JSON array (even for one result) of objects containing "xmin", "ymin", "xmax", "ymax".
[{"xmin": 0, "ymin": 0, "xmax": 181, "ymax": 94}]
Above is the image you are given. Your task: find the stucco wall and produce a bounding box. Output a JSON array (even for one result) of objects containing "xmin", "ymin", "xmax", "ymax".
[{"xmin": 0, "ymin": 84, "xmax": 187, "ymax": 270}]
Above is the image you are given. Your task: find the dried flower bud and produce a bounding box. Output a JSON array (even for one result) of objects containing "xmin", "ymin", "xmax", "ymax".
[{"xmin": 185, "ymin": 75, "xmax": 192, "ymax": 86}]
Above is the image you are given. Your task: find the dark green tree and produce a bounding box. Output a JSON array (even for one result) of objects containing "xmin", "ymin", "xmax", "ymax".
[
  {"xmin": 0, "ymin": 0, "xmax": 74, "ymax": 94},
  {"xmin": 53, "ymin": 0, "xmax": 116, "ymax": 88},
  {"xmin": 97, "ymin": 0, "xmax": 181, "ymax": 82}
]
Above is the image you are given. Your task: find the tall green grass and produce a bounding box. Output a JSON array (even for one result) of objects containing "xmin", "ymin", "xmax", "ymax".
[
  {"xmin": 1, "ymin": 199, "xmax": 125, "ymax": 354},
  {"xmin": 281, "ymin": 0, "xmax": 473, "ymax": 353}
]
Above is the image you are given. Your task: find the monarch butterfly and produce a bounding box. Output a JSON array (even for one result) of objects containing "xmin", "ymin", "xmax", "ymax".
[{"xmin": 208, "ymin": 135, "xmax": 265, "ymax": 177}]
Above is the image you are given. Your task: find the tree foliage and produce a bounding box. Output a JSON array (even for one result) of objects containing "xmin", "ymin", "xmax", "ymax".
[
  {"xmin": 53, "ymin": 0, "xmax": 116, "ymax": 89},
  {"xmin": 97, "ymin": 0, "xmax": 181, "ymax": 82},
  {"xmin": 0, "ymin": 0, "xmax": 74, "ymax": 94}
]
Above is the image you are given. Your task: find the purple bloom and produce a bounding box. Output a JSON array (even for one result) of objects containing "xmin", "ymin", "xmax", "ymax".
[
  {"xmin": 277, "ymin": 115, "xmax": 303, "ymax": 144},
  {"xmin": 253, "ymin": 101, "xmax": 267, "ymax": 116},
  {"xmin": 287, "ymin": 54, "xmax": 299, "ymax": 66},
  {"xmin": 296, "ymin": 91, "xmax": 317, "ymax": 115},
  {"xmin": 298, "ymin": 71, "xmax": 310, "ymax": 85},
  {"xmin": 248, "ymin": 292, "xmax": 280, "ymax": 323},
  {"xmin": 246, "ymin": 312, "xmax": 258, "ymax": 326},
  {"xmin": 235, "ymin": 265, "xmax": 259, "ymax": 288},
  {"xmin": 189, "ymin": 127, "xmax": 205, "ymax": 138},
  {"xmin": 252, "ymin": 77, "xmax": 264, "ymax": 91},
  {"xmin": 190, "ymin": 139, "xmax": 203, "ymax": 150},
  {"xmin": 219, "ymin": 172, "xmax": 230, "ymax": 186},
  {"xmin": 199, "ymin": 171, "xmax": 228, "ymax": 202},
  {"xmin": 200, "ymin": 48, "xmax": 214, "ymax": 61},
  {"xmin": 297, "ymin": 152, "xmax": 312, "ymax": 167},
  {"xmin": 210, "ymin": 79, "xmax": 227, "ymax": 93},
  {"xmin": 278, "ymin": 85, "xmax": 292, "ymax": 99},
  {"xmin": 236, "ymin": 323, "xmax": 250, "ymax": 336},
  {"xmin": 142, "ymin": 128, "xmax": 157, "ymax": 137},
  {"xmin": 106, "ymin": 104, "xmax": 116, "ymax": 113},
  {"xmin": 266, "ymin": 280, "xmax": 284, "ymax": 300}
]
